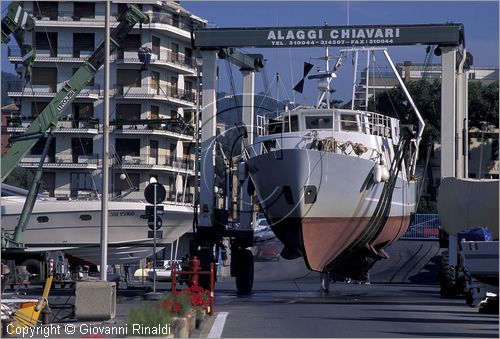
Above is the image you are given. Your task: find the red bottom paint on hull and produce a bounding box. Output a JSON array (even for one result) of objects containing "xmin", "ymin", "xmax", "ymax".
[{"xmin": 301, "ymin": 216, "xmax": 411, "ymax": 271}]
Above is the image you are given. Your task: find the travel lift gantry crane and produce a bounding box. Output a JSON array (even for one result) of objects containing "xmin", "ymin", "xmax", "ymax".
[
  {"xmin": 192, "ymin": 23, "xmax": 471, "ymax": 295},
  {"xmin": 1, "ymin": 4, "xmax": 150, "ymax": 251}
]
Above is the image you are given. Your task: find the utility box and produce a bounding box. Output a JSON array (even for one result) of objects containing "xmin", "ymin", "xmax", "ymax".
[{"xmin": 75, "ymin": 281, "xmax": 116, "ymax": 321}]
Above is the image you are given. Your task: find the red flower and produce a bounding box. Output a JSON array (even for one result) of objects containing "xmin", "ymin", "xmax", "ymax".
[{"xmin": 172, "ymin": 302, "xmax": 181, "ymax": 314}]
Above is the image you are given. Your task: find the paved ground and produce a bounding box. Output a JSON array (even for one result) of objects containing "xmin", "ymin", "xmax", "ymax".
[{"xmin": 2, "ymin": 241, "xmax": 498, "ymax": 338}]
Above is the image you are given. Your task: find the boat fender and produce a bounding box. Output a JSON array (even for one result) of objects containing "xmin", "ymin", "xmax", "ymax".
[
  {"xmin": 380, "ymin": 165, "xmax": 390, "ymax": 182},
  {"xmin": 373, "ymin": 163, "xmax": 390, "ymax": 183},
  {"xmin": 373, "ymin": 164, "xmax": 382, "ymax": 183}
]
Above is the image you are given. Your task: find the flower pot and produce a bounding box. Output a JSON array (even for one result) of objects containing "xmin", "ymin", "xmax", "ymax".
[
  {"xmin": 196, "ymin": 308, "xmax": 206, "ymax": 329},
  {"xmin": 187, "ymin": 309, "xmax": 196, "ymax": 333},
  {"xmin": 171, "ymin": 316, "xmax": 189, "ymax": 338}
]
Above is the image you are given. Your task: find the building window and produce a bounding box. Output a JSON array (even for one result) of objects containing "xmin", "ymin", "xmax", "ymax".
[
  {"xmin": 151, "ymin": 106, "xmax": 159, "ymax": 120},
  {"xmin": 34, "ymin": 1, "xmax": 58, "ymax": 20},
  {"xmin": 151, "ymin": 71, "xmax": 160, "ymax": 95},
  {"xmin": 152, "ymin": 36, "xmax": 160, "ymax": 56},
  {"xmin": 70, "ymin": 172, "xmax": 94, "ymax": 195},
  {"xmin": 150, "ymin": 140, "xmax": 159, "ymax": 165},
  {"xmin": 170, "ymin": 77, "xmax": 178, "ymax": 97},
  {"xmin": 32, "ymin": 68, "xmax": 57, "ymax": 92},
  {"xmin": 117, "ymin": 69, "xmax": 141, "ymax": 88},
  {"xmin": 124, "ymin": 34, "xmax": 141, "ymax": 52},
  {"xmin": 30, "ymin": 137, "xmax": 56, "ymax": 159},
  {"xmin": 73, "ymin": 33, "xmax": 95, "ymax": 58},
  {"xmin": 116, "ymin": 104, "xmax": 141, "ymax": 121},
  {"xmin": 35, "ymin": 32, "xmax": 58, "ymax": 57},
  {"xmin": 71, "ymin": 138, "xmax": 93, "ymax": 163},
  {"xmin": 116, "ymin": 139, "xmax": 140, "ymax": 157},
  {"xmin": 184, "ymin": 47, "xmax": 193, "ymax": 66},
  {"xmin": 72, "ymin": 103, "xmax": 94, "ymax": 121},
  {"xmin": 492, "ymin": 140, "xmax": 499, "ymax": 160},
  {"xmin": 172, "ymin": 14, "xmax": 180, "ymax": 27},
  {"xmin": 171, "ymin": 43, "xmax": 179, "ymax": 62},
  {"xmin": 73, "ymin": 2, "xmax": 95, "ymax": 20}
]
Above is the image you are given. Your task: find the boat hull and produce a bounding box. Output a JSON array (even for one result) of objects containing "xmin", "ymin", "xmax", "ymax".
[
  {"xmin": 1, "ymin": 198, "xmax": 193, "ymax": 264},
  {"xmin": 246, "ymin": 148, "xmax": 417, "ymax": 273}
]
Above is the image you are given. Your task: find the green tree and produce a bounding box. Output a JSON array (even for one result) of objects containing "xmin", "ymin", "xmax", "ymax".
[{"xmin": 3, "ymin": 167, "xmax": 36, "ymax": 190}]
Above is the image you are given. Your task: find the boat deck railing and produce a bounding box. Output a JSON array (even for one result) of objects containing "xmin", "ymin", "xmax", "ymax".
[{"xmin": 256, "ymin": 109, "xmax": 395, "ymax": 139}]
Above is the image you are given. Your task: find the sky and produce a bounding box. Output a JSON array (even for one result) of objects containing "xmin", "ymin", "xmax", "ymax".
[
  {"xmin": 180, "ymin": 0, "xmax": 499, "ymax": 104},
  {"xmin": 1, "ymin": 1, "xmax": 499, "ymax": 106}
]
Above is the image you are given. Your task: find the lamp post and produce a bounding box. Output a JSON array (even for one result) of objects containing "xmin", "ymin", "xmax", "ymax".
[
  {"xmin": 144, "ymin": 177, "xmax": 166, "ymax": 299},
  {"xmin": 150, "ymin": 176, "xmax": 158, "ymax": 294}
]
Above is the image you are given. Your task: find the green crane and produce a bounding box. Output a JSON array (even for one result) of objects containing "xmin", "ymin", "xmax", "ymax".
[
  {"xmin": 1, "ymin": 1, "xmax": 36, "ymax": 81},
  {"xmin": 1, "ymin": 4, "xmax": 150, "ymax": 249}
]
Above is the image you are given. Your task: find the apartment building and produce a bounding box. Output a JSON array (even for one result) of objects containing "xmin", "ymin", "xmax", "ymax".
[{"xmin": 4, "ymin": 1, "xmax": 206, "ymax": 204}]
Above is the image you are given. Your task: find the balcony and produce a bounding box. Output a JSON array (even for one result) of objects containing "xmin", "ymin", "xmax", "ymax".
[
  {"xmin": 7, "ymin": 81, "xmax": 100, "ymax": 100},
  {"xmin": 113, "ymin": 155, "xmax": 195, "ymax": 174},
  {"xmin": 32, "ymin": 10, "xmax": 120, "ymax": 27},
  {"xmin": 112, "ymin": 120, "xmax": 194, "ymax": 140},
  {"xmin": 117, "ymin": 49, "xmax": 195, "ymax": 74},
  {"xmin": 20, "ymin": 153, "xmax": 99, "ymax": 169},
  {"xmin": 8, "ymin": 47, "xmax": 98, "ymax": 64},
  {"xmin": 4, "ymin": 116, "xmax": 99, "ymax": 135},
  {"xmin": 114, "ymin": 84, "xmax": 196, "ymax": 107},
  {"xmin": 149, "ymin": 13, "xmax": 194, "ymax": 40}
]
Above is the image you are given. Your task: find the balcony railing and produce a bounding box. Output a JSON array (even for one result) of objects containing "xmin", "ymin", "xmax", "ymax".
[
  {"xmin": 20, "ymin": 153, "xmax": 99, "ymax": 167},
  {"xmin": 149, "ymin": 12, "xmax": 194, "ymax": 31},
  {"xmin": 5, "ymin": 116, "xmax": 99, "ymax": 131},
  {"xmin": 117, "ymin": 49, "xmax": 195, "ymax": 70},
  {"xmin": 8, "ymin": 81, "xmax": 100, "ymax": 97},
  {"xmin": 32, "ymin": 10, "xmax": 121, "ymax": 22},
  {"xmin": 114, "ymin": 83, "xmax": 195, "ymax": 103},
  {"xmin": 9, "ymin": 47, "xmax": 98, "ymax": 60},
  {"xmin": 113, "ymin": 155, "xmax": 195, "ymax": 171},
  {"xmin": 113, "ymin": 121, "xmax": 194, "ymax": 137}
]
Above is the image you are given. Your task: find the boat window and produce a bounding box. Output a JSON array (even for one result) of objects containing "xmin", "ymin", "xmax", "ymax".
[
  {"xmin": 305, "ymin": 116, "xmax": 333, "ymax": 129},
  {"xmin": 80, "ymin": 214, "xmax": 92, "ymax": 221},
  {"xmin": 37, "ymin": 216, "xmax": 49, "ymax": 223},
  {"xmin": 340, "ymin": 114, "xmax": 359, "ymax": 131},
  {"xmin": 290, "ymin": 115, "xmax": 299, "ymax": 132}
]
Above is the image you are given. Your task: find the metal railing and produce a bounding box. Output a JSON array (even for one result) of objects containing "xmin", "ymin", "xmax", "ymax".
[
  {"xmin": 31, "ymin": 10, "xmax": 121, "ymax": 22},
  {"xmin": 115, "ymin": 121, "xmax": 195, "ymax": 137},
  {"xmin": 5, "ymin": 116, "xmax": 98, "ymax": 130},
  {"xmin": 114, "ymin": 83, "xmax": 196, "ymax": 102},
  {"xmin": 114, "ymin": 155, "xmax": 195, "ymax": 171},
  {"xmin": 257, "ymin": 109, "xmax": 394, "ymax": 138},
  {"xmin": 149, "ymin": 12, "xmax": 194, "ymax": 31},
  {"xmin": 401, "ymin": 213, "xmax": 441, "ymax": 240},
  {"xmin": 117, "ymin": 49, "xmax": 195, "ymax": 69},
  {"xmin": 7, "ymin": 81, "xmax": 100, "ymax": 97}
]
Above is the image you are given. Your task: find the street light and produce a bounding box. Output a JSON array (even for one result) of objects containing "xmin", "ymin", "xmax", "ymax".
[{"xmin": 150, "ymin": 176, "xmax": 158, "ymax": 294}]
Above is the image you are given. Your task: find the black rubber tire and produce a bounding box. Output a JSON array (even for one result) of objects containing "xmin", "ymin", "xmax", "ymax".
[
  {"xmin": 456, "ymin": 264, "xmax": 472, "ymax": 296},
  {"xmin": 440, "ymin": 264, "xmax": 457, "ymax": 298},
  {"xmin": 235, "ymin": 249, "xmax": 254, "ymax": 295}
]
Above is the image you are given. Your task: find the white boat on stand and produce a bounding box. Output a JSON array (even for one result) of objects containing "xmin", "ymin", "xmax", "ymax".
[
  {"xmin": 1, "ymin": 184, "xmax": 193, "ymax": 265},
  {"xmin": 245, "ymin": 47, "xmax": 424, "ymax": 286}
]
